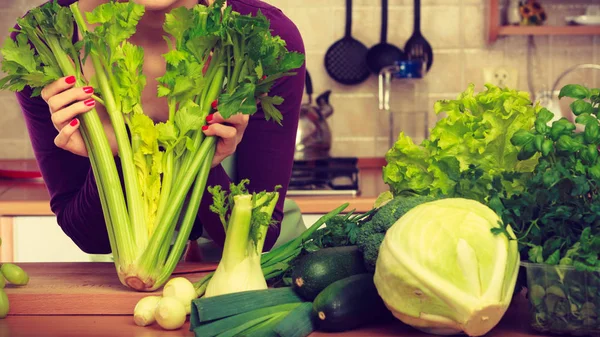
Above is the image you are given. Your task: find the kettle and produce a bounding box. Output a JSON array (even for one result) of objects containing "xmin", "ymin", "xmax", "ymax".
[{"xmin": 294, "ymin": 71, "xmax": 333, "ymax": 161}]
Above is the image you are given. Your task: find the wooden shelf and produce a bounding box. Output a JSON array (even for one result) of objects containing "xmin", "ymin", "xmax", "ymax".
[
  {"xmin": 499, "ymin": 25, "xmax": 600, "ymax": 36},
  {"xmin": 487, "ymin": 0, "xmax": 600, "ymax": 43}
]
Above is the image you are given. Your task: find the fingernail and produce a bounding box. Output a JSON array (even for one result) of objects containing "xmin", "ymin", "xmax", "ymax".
[
  {"xmin": 211, "ymin": 100, "xmax": 218, "ymax": 109},
  {"xmin": 202, "ymin": 125, "xmax": 209, "ymax": 131},
  {"xmin": 65, "ymin": 76, "xmax": 76, "ymax": 84},
  {"xmin": 83, "ymin": 86, "xmax": 94, "ymax": 94},
  {"xmin": 70, "ymin": 119, "xmax": 78, "ymax": 127},
  {"xmin": 84, "ymin": 98, "xmax": 95, "ymax": 107},
  {"xmin": 206, "ymin": 114, "xmax": 213, "ymax": 122}
]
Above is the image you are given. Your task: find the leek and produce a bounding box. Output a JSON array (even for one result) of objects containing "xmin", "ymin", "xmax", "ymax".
[{"xmin": 0, "ymin": 0, "xmax": 304, "ymax": 291}]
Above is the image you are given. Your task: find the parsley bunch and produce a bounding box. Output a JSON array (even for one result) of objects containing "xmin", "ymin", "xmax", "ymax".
[{"xmin": 492, "ymin": 84, "xmax": 600, "ymax": 271}]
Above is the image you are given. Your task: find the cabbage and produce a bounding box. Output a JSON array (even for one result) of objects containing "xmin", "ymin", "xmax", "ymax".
[{"xmin": 373, "ymin": 198, "xmax": 519, "ymax": 336}]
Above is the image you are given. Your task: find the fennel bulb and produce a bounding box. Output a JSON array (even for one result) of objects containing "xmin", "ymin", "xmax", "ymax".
[
  {"xmin": 204, "ymin": 180, "xmax": 280, "ymax": 298},
  {"xmin": 374, "ymin": 198, "xmax": 519, "ymax": 337}
]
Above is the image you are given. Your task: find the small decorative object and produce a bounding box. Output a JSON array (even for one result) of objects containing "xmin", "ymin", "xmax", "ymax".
[
  {"xmin": 519, "ymin": 0, "xmax": 547, "ymax": 26},
  {"xmin": 507, "ymin": 0, "xmax": 521, "ymax": 25}
]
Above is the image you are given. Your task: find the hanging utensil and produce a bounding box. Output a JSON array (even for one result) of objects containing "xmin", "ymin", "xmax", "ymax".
[
  {"xmin": 365, "ymin": 0, "xmax": 405, "ymax": 75},
  {"xmin": 404, "ymin": 0, "xmax": 433, "ymax": 72},
  {"xmin": 324, "ymin": 0, "xmax": 371, "ymax": 85}
]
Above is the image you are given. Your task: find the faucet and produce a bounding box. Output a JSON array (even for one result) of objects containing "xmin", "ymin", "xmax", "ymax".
[{"xmin": 538, "ymin": 63, "xmax": 600, "ymax": 124}]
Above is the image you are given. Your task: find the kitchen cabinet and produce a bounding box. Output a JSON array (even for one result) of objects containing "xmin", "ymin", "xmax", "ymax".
[
  {"xmin": 11, "ymin": 216, "xmax": 101, "ymax": 263},
  {"xmin": 487, "ymin": 0, "xmax": 600, "ymax": 43},
  {"xmin": 0, "ymin": 215, "xmax": 108, "ymax": 263}
]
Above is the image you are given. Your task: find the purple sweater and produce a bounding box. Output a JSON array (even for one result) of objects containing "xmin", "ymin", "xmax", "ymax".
[{"xmin": 12, "ymin": 0, "xmax": 305, "ymax": 254}]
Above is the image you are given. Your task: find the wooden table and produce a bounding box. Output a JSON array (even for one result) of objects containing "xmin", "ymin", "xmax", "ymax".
[
  {"xmin": 0, "ymin": 297, "xmax": 548, "ymax": 337},
  {"xmin": 0, "ymin": 262, "xmax": 552, "ymax": 337}
]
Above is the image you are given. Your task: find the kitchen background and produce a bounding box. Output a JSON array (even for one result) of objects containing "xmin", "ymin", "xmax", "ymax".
[{"xmin": 0, "ymin": 0, "xmax": 599, "ymax": 159}]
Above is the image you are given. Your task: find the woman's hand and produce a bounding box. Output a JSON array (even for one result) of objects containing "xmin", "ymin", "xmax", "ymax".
[
  {"xmin": 202, "ymin": 111, "xmax": 249, "ymax": 168},
  {"xmin": 41, "ymin": 75, "xmax": 118, "ymax": 157}
]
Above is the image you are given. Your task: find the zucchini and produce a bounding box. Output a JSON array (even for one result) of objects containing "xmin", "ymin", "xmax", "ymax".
[
  {"xmin": 291, "ymin": 246, "xmax": 367, "ymax": 301},
  {"xmin": 312, "ymin": 273, "xmax": 390, "ymax": 332}
]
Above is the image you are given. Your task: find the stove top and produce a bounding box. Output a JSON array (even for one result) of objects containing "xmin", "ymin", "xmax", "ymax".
[{"xmin": 286, "ymin": 157, "xmax": 359, "ymax": 196}]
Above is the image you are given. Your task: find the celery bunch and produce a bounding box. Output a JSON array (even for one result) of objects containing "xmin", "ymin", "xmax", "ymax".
[{"xmin": 0, "ymin": 0, "xmax": 304, "ymax": 291}]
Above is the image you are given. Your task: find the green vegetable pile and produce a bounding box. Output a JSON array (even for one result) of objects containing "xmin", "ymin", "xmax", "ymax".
[
  {"xmin": 492, "ymin": 84, "xmax": 600, "ymax": 271},
  {"xmin": 0, "ymin": 0, "xmax": 304, "ymax": 291},
  {"xmin": 380, "ymin": 82, "xmax": 600, "ymax": 335}
]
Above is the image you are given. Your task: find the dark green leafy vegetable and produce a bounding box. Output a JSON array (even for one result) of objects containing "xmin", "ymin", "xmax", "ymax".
[
  {"xmin": 491, "ymin": 84, "xmax": 600, "ymax": 273},
  {"xmin": 306, "ymin": 209, "xmax": 375, "ymax": 250}
]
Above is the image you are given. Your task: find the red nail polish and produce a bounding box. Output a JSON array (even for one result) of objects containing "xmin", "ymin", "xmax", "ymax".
[
  {"xmin": 65, "ymin": 76, "xmax": 76, "ymax": 84},
  {"xmin": 202, "ymin": 125, "xmax": 209, "ymax": 131},
  {"xmin": 83, "ymin": 86, "xmax": 94, "ymax": 94},
  {"xmin": 70, "ymin": 119, "xmax": 78, "ymax": 127},
  {"xmin": 206, "ymin": 114, "xmax": 213, "ymax": 122},
  {"xmin": 84, "ymin": 98, "xmax": 95, "ymax": 107},
  {"xmin": 261, "ymin": 75, "xmax": 267, "ymax": 80},
  {"xmin": 211, "ymin": 100, "xmax": 218, "ymax": 109}
]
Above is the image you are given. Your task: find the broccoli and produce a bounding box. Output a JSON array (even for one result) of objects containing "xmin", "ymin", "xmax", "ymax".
[
  {"xmin": 356, "ymin": 194, "xmax": 437, "ymax": 272},
  {"xmin": 307, "ymin": 208, "xmax": 376, "ymax": 249}
]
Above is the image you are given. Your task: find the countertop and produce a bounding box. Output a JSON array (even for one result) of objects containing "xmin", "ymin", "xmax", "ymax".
[
  {"xmin": 0, "ymin": 158, "xmax": 389, "ymax": 216},
  {"xmin": 0, "ymin": 263, "xmax": 545, "ymax": 337}
]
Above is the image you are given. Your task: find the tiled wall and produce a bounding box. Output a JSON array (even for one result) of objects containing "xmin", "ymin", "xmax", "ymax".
[{"xmin": 0, "ymin": 0, "xmax": 599, "ymax": 159}]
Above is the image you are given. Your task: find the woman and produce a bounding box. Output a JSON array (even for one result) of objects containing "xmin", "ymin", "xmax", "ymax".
[{"xmin": 12, "ymin": 0, "xmax": 305, "ymax": 256}]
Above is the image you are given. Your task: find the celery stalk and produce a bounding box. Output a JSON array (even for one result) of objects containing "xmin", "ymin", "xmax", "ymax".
[
  {"xmin": 43, "ymin": 32, "xmax": 134, "ymax": 264},
  {"xmin": 155, "ymin": 145, "xmax": 215, "ymax": 286},
  {"xmin": 137, "ymin": 137, "xmax": 216, "ymax": 275},
  {"xmin": 71, "ymin": 4, "xmax": 147, "ymax": 257}
]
